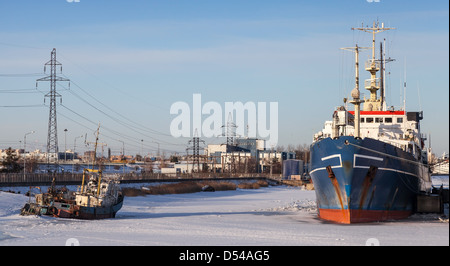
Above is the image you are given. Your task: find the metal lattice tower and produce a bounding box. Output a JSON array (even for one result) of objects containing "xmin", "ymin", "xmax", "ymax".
[
  {"xmin": 219, "ymin": 113, "xmax": 239, "ymax": 174},
  {"xmin": 187, "ymin": 129, "xmax": 205, "ymax": 173},
  {"xmin": 36, "ymin": 48, "xmax": 70, "ymax": 169},
  {"xmin": 222, "ymin": 112, "xmax": 237, "ymax": 148}
]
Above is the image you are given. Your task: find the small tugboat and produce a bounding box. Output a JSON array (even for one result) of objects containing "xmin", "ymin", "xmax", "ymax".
[
  {"xmin": 21, "ymin": 126, "xmax": 124, "ymax": 219},
  {"xmin": 21, "ymin": 171, "xmax": 123, "ymax": 219}
]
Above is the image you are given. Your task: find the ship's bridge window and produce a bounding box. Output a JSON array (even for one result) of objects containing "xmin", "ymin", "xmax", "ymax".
[
  {"xmin": 375, "ymin": 117, "xmax": 383, "ymax": 123},
  {"xmin": 361, "ymin": 118, "xmax": 365, "ymax": 123},
  {"xmin": 397, "ymin": 117, "xmax": 403, "ymax": 123},
  {"xmin": 385, "ymin": 117, "xmax": 392, "ymax": 123},
  {"xmin": 366, "ymin": 117, "xmax": 374, "ymax": 123}
]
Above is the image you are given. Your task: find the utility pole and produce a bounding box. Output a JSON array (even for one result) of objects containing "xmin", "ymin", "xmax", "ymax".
[
  {"xmin": 36, "ymin": 48, "xmax": 70, "ymax": 172},
  {"xmin": 23, "ymin": 130, "xmax": 35, "ymax": 181},
  {"xmin": 64, "ymin": 128, "xmax": 68, "ymax": 161}
]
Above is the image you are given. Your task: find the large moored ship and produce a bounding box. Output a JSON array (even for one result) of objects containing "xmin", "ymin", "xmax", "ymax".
[{"xmin": 309, "ymin": 22, "xmax": 432, "ymax": 224}]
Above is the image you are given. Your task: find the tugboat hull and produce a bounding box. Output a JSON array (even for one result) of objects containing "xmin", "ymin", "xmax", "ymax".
[
  {"xmin": 53, "ymin": 195, "xmax": 124, "ymax": 220},
  {"xmin": 21, "ymin": 195, "xmax": 124, "ymax": 220}
]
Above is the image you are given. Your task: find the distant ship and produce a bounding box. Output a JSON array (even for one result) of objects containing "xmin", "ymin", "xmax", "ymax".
[
  {"xmin": 21, "ymin": 170, "xmax": 124, "ymax": 219},
  {"xmin": 432, "ymin": 160, "xmax": 449, "ymax": 175},
  {"xmin": 21, "ymin": 125, "xmax": 124, "ymax": 220},
  {"xmin": 309, "ymin": 22, "xmax": 432, "ymax": 224}
]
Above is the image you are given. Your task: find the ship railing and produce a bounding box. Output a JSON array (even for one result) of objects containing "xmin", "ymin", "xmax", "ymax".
[
  {"xmin": 0, "ymin": 172, "xmax": 283, "ymax": 186},
  {"xmin": 376, "ymin": 136, "xmax": 408, "ymax": 151},
  {"xmin": 364, "ymin": 78, "xmax": 381, "ymax": 89},
  {"xmin": 420, "ymin": 133, "xmax": 427, "ymax": 140},
  {"xmin": 365, "ymin": 59, "xmax": 380, "ymax": 71}
]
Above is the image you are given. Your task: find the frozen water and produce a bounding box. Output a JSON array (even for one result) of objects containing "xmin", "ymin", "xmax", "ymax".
[{"xmin": 0, "ymin": 185, "xmax": 448, "ymax": 246}]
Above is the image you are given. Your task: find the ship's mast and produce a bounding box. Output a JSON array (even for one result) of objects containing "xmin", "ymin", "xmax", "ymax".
[
  {"xmin": 93, "ymin": 123, "xmax": 100, "ymax": 167},
  {"xmin": 352, "ymin": 22, "xmax": 395, "ymax": 111},
  {"xmin": 341, "ymin": 45, "xmax": 369, "ymax": 138},
  {"xmin": 380, "ymin": 42, "xmax": 384, "ymax": 110},
  {"xmin": 379, "ymin": 39, "xmax": 396, "ymax": 111}
]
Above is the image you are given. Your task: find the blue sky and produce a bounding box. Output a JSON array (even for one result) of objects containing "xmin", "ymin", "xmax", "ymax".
[{"xmin": 0, "ymin": 0, "xmax": 448, "ymax": 156}]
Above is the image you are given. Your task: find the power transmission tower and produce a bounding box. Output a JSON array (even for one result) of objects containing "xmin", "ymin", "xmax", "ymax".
[
  {"xmin": 221, "ymin": 112, "xmax": 238, "ymax": 149},
  {"xmin": 36, "ymin": 48, "xmax": 70, "ymax": 171},
  {"xmin": 187, "ymin": 129, "xmax": 205, "ymax": 173},
  {"xmin": 219, "ymin": 113, "xmax": 239, "ymax": 174}
]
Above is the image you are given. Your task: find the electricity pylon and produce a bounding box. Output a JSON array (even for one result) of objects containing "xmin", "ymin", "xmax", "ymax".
[{"xmin": 36, "ymin": 48, "xmax": 70, "ymax": 171}]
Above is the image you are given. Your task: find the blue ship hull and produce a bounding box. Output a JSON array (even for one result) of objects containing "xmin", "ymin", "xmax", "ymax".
[{"xmin": 310, "ymin": 136, "xmax": 422, "ymax": 223}]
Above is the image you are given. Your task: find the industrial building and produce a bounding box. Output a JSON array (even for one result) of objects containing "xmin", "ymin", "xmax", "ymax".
[{"xmin": 200, "ymin": 138, "xmax": 296, "ymax": 174}]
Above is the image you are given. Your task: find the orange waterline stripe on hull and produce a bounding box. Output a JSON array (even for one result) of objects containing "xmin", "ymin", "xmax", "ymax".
[{"xmin": 318, "ymin": 209, "xmax": 412, "ymax": 224}]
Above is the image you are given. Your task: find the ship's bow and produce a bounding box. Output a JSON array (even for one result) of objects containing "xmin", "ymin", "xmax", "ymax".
[{"xmin": 310, "ymin": 137, "xmax": 419, "ymax": 224}]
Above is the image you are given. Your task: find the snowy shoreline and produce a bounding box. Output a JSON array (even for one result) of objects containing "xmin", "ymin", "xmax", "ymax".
[{"xmin": 1, "ymin": 183, "xmax": 448, "ymax": 246}]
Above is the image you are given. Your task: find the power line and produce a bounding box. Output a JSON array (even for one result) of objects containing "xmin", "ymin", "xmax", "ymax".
[
  {"xmin": 64, "ymin": 77, "xmax": 173, "ymax": 137},
  {"xmin": 0, "ymin": 89, "xmax": 42, "ymax": 94},
  {"xmin": 57, "ymin": 78, "xmax": 185, "ymax": 147},
  {"xmin": 0, "ymin": 41, "xmax": 49, "ymax": 50},
  {"xmin": 0, "ymin": 73, "xmax": 44, "ymax": 77},
  {"xmin": 1, "ymin": 49, "xmax": 186, "ymax": 156},
  {"xmin": 58, "ymin": 104, "xmax": 178, "ymax": 154},
  {"xmin": 64, "ymin": 88, "xmax": 182, "ymax": 146},
  {"xmin": 51, "ymin": 53, "xmax": 187, "ymax": 149},
  {"xmin": 0, "ymin": 104, "xmax": 44, "ymax": 108},
  {"xmin": 57, "ymin": 51, "xmax": 167, "ymax": 112}
]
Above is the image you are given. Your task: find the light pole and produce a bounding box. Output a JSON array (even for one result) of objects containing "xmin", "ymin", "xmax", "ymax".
[
  {"xmin": 140, "ymin": 139, "xmax": 143, "ymax": 161},
  {"xmin": 73, "ymin": 135, "xmax": 84, "ymax": 158},
  {"xmin": 118, "ymin": 140, "xmax": 125, "ymax": 159},
  {"xmin": 23, "ymin": 130, "xmax": 35, "ymax": 181},
  {"xmin": 152, "ymin": 141, "xmax": 160, "ymax": 157},
  {"xmin": 64, "ymin": 129, "xmax": 68, "ymax": 161},
  {"xmin": 118, "ymin": 140, "xmax": 125, "ymax": 173},
  {"xmin": 73, "ymin": 135, "xmax": 83, "ymax": 173}
]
